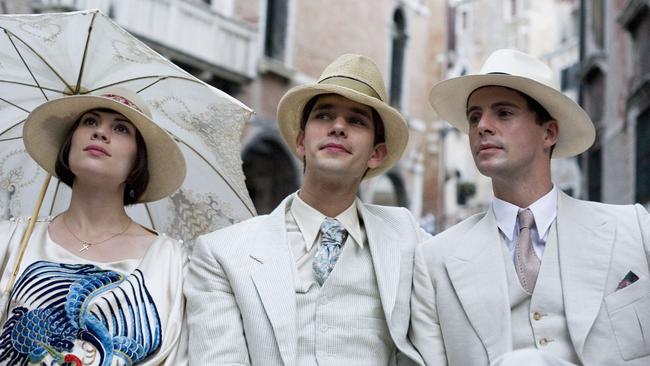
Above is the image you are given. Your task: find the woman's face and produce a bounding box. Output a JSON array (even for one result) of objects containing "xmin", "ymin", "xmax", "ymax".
[{"xmin": 68, "ymin": 109, "xmax": 138, "ymax": 187}]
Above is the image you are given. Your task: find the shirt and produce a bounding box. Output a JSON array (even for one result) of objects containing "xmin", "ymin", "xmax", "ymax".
[
  {"xmin": 286, "ymin": 192, "xmax": 365, "ymax": 287},
  {"xmin": 492, "ymin": 185, "xmax": 558, "ymax": 262}
]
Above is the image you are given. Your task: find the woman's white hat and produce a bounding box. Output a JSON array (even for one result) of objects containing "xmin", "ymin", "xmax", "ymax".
[{"xmin": 23, "ymin": 87, "xmax": 186, "ymax": 202}]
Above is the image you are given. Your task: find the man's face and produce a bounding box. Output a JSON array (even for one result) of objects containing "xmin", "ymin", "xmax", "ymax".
[
  {"xmin": 466, "ymin": 86, "xmax": 557, "ymax": 180},
  {"xmin": 296, "ymin": 94, "xmax": 387, "ymax": 181}
]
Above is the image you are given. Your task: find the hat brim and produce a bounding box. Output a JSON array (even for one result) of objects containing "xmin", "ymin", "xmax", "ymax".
[
  {"xmin": 277, "ymin": 84, "xmax": 409, "ymax": 179},
  {"xmin": 23, "ymin": 95, "xmax": 186, "ymax": 203},
  {"xmin": 429, "ymin": 74, "xmax": 595, "ymax": 158}
]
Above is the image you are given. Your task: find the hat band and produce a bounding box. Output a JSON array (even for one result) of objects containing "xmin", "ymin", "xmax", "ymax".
[
  {"xmin": 101, "ymin": 93, "xmax": 144, "ymax": 114},
  {"xmin": 319, "ymin": 76, "xmax": 382, "ymax": 101}
]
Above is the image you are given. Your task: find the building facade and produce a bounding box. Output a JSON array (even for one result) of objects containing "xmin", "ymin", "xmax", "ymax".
[
  {"xmin": 2, "ymin": 0, "xmax": 449, "ymax": 232},
  {"xmin": 579, "ymin": 0, "xmax": 650, "ymax": 208},
  {"xmin": 235, "ymin": 0, "xmax": 447, "ymax": 230},
  {"xmin": 440, "ymin": 0, "xmax": 583, "ymax": 228}
]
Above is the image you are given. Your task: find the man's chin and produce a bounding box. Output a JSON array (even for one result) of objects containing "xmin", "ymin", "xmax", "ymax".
[
  {"xmin": 476, "ymin": 161, "xmax": 503, "ymax": 178},
  {"xmin": 311, "ymin": 164, "xmax": 365, "ymax": 179}
]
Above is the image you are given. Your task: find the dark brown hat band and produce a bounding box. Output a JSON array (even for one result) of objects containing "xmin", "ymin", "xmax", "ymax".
[{"xmin": 319, "ymin": 76, "xmax": 382, "ymax": 101}]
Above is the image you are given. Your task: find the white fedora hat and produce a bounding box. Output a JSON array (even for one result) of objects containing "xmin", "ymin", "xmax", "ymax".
[
  {"xmin": 277, "ymin": 53, "xmax": 409, "ymax": 179},
  {"xmin": 429, "ymin": 49, "xmax": 595, "ymax": 158},
  {"xmin": 23, "ymin": 87, "xmax": 186, "ymax": 203}
]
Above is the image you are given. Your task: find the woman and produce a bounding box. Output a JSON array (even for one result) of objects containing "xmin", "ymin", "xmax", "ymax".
[{"xmin": 0, "ymin": 88, "xmax": 187, "ymax": 365}]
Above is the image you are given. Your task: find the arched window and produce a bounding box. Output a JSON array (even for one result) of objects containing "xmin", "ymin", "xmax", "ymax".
[
  {"xmin": 242, "ymin": 135, "xmax": 299, "ymax": 214},
  {"xmin": 390, "ymin": 8, "xmax": 407, "ymax": 108},
  {"xmin": 264, "ymin": 0, "xmax": 288, "ymax": 61}
]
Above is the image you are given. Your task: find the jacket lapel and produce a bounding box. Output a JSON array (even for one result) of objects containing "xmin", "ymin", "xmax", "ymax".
[
  {"xmin": 249, "ymin": 196, "xmax": 297, "ymax": 365},
  {"xmin": 557, "ymin": 192, "xmax": 615, "ymax": 355},
  {"xmin": 360, "ymin": 205, "xmax": 401, "ymax": 323},
  {"xmin": 445, "ymin": 209, "xmax": 512, "ymax": 362}
]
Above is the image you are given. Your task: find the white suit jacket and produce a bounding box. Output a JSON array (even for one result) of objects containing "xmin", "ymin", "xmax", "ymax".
[
  {"xmin": 185, "ymin": 194, "xmax": 429, "ymax": 365},
  {"xmin": 410, "ymin": 192, "xmax": 650, "ymax": 366}
]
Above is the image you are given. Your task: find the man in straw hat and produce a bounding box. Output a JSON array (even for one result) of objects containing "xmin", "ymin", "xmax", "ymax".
[
  {"xmin": 409, "ymin": 49, "xmax": 650, "ymax": 366},
  {"xmin": 185, "ymin": 54, "xmax": 428, "ymax": 365}
]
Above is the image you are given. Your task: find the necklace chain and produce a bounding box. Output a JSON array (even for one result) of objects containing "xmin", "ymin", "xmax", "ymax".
[{"xmin": 62, "ymin": 214, "xmax": 132, "ymax": 252}]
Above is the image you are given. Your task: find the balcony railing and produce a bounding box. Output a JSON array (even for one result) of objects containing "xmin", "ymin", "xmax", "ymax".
[{"xmin": 32, "ymin": 0, "xmax": 258, "ymax": 80}]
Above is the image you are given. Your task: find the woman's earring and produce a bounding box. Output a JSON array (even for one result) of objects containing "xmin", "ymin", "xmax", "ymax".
[{"xmin": 129, "ymin": 189, "xmax": 135, "ymax": 199}]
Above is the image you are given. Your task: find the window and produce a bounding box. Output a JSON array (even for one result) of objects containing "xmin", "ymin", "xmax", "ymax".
[
  {"xmin": 560, "ymin": 63, "xmax": 579, "ymax": 91},
  {"xmin": 242, "ymin": 137, "xmax": 298, "ymax": 214},
  {"xmin": 583, "ymin": 68, "xmax": 605, "ymax": 123},
  {"xmin": 447, "ymin": 6, "xmax": 456, "ymax": 52},
  {"xmin": 636, "ymin": 108, "xmax": 650, "ymax": 203},
  {"xmin": 588, "ymin": 147, "xmax": 602, "ymax": 202},
  {"xmin": 628, "ymin": 7, "xmax": 650, "ymax": 77},
  {"xmin": 390, "ymin": 8, "xmax": 407, "ymax": 108},
  {"xmin": 264, "ymin": 0, "xmax": 288, "ymax": 61},
  {"xmin": 505, "ymin": 0, "xmax": 519, "ymax": 20},
  {"xmin": 591, "ymin": 0, "xmax": 605, "ymax": 48}
]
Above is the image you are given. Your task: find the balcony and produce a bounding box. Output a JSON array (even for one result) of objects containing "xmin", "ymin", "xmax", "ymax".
[{"xmin": 32, "ymin": 0, "xmax": 258, "ymax": 82}]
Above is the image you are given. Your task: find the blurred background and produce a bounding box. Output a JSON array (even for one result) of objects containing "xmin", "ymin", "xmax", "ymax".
[{"xmin": 2, "ymin": 0, "xmax": 649, "ymax": 234}]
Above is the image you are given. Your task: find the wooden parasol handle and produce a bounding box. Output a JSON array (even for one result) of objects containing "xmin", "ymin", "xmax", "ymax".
[{"xmin": 3, "ymin": 173, "xmax": 51, "ymax": 294}]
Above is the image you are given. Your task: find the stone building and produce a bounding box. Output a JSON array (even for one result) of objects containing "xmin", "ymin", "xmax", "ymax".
[
  {"xmin": 2, "ymin": 0, "xmax": 449, "ymax": 232},
  {"xmin": 579, "ymin": 0, "xmax": 650, "ymax": 208},
  {"xmin": 440, "ymin": 0, "xmax": 583, "ymax": 228},
  {"xmin": 235, "ymin": 0, "xmax": 447, "ymax": 228}
]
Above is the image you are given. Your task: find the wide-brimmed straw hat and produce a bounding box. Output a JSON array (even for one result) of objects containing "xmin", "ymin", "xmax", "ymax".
[
  {"xmin": 429, "ymin": 49, "xmax": 595, "ymax": 158},
  {"xmin": 277, "ymin": 53, "xmax": 409, "ymax": 179},
  {"xmin": 23, "ymin": 87, "xmax": 186, "ymax": 203}
]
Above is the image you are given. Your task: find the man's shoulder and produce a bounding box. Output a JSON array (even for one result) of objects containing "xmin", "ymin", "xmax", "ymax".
[
  {"xmin": 423, "ymin": 211, "xmax": 487, "ymax": 250},
  {"xmin": 197, "ymin": 213, "xmax": 276, "ymax": 246},
  {"xmin": 360, "ymin": 203, "xmax": 419, "ymax": 231},
  {"xmin": 561, "ymin": 194, "xmax": 643, "ymax": 219},
  {"xmin": 361, "ymin": 202, "xmax": 413, "ymax": 220},
  {"xmin": 439, "ymin": 211, "xmax": 486, "ymax": 238}
]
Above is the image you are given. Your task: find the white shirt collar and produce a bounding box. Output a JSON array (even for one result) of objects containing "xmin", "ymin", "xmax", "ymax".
[
  {"xmin": 290, "ymin": 193, "xmax": 364, "ymax": 251},
  {"xmin": 492, "ymin": 185, "xmax": 558, "ymax": 241}
]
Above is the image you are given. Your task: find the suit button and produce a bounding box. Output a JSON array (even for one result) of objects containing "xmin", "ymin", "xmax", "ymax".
[
  {"xmin": 539, "ymin": 337, "xmax": 549, "ymax": 346},
  {"xmin": 320, "ymin": 324, "xmax": 328, "ymax": 333},
  {"xmin": 533, "ymin": 312, "xmax": 542, "ymax": 321}
]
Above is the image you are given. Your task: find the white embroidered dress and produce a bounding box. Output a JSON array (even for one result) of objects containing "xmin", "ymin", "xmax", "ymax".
[{"xmin": 0, "ymin": 217, "xmax": 187, "ymax": 366}]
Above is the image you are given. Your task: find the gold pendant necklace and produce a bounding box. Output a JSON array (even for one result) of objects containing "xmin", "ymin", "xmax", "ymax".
[{"xmin": 62, "ymin": 215, "xmax": 132, "ymax": 252}]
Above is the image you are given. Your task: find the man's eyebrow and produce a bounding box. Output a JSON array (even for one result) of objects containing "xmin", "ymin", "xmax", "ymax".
[
  {"xmin": 466, "ymin": 101, "xmax": 522, "ymax": 116},
  {"xmin": 349, "ymin": 107, "xmax": 372, "ymax": 119},
  {"xmin": 311, "ymin": 103, "xmax": 335, "ymax": 113},
  {"xmin": 491, "ymin": 101, "xmax": 521, "ymax": 109},
  {"xmin": 312, "ymin": 104, "xmax": 372, "ymax": 119},
  {"xmin": 466, "ymin": 106, "xmax": 481, "ymax": 117}
]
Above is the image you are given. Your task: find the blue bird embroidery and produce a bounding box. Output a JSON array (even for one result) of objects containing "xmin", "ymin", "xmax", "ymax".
[{"xmin": 0, "ymin": 261, "xmax": 161, "ymax": 365}]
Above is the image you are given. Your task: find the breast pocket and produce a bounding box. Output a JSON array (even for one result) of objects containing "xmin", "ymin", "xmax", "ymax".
[{"xmin": 605, "ymin": 276, "xmax": 650, "ymax": 360}]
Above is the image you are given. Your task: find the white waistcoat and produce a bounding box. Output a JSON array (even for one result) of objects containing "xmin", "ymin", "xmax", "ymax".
[
  {"xmin": 503, "ymin": 223, "xmax": 580, "ymax": 363},
  {"xmin": 295, "ymin": 236, "xmax": 395, "ymax": 365}
]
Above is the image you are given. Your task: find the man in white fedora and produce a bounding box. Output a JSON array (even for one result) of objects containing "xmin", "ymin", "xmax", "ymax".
[
  {"xmin": 409, "ymin": 49, "xmax": 650, "ymax": 366},
  {"xmin": 185, "ymin": 54, "xmax": 428, "ymax": 365}
]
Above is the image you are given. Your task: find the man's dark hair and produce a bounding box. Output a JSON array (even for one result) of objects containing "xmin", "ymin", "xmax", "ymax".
[
  {"xmin": 514, "ymin": 90, "xmax": 554, "ymax": 125},
  {"xmin": 55, "ymin": 109, "xmax": 150, "ymax": 205},
  {"xmin": 513, "ymin": 89, "xmax": 556, "ymax": 157}
]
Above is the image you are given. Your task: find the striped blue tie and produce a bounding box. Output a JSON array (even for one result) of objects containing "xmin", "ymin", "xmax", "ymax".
[{"xmin": 313, "ymin": 218, "xmax": 348, "ymax": 285}]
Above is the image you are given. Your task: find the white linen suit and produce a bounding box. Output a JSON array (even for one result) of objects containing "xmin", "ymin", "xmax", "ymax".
[
  {"xmin": 185, "ymin": 195, "xmax": 428, "ymax": 365},
  {"xmin": 410, "ymin": 191, "xmax": 650, "ymax": 365}
]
